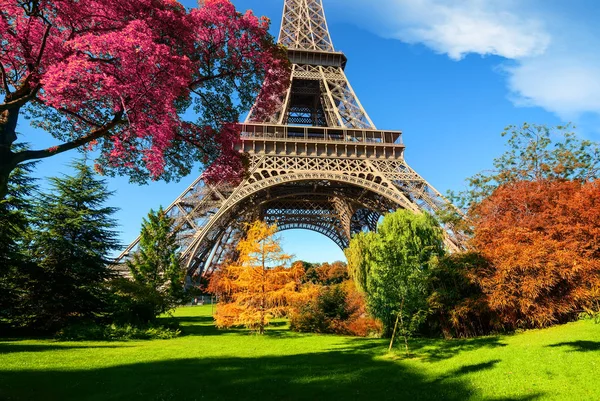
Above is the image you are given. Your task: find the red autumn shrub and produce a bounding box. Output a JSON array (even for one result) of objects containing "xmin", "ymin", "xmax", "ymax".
[
  {"xmin": 290, "ymin": 280, "xmax": 382, "ymax": 337},
  {"xmin": 471, "ymin": 180, "xmax": 600, "ymax": 329}
]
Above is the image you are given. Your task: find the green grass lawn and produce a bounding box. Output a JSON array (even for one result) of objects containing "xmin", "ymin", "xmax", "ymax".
[{"xmin": 1, "ymin": 306, "xmax": 598, "ymax": 401}]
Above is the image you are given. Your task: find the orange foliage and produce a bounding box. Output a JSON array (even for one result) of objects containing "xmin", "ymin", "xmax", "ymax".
[
  {"xmin": 289, "ymin": 280, "xmax": 382, "ymax": 337},
  {"xmin": 316, "ymin": 261, "xmax": 349, "ymax": 284},
  {"xmin": 211, "ymin": 221, "xmax": 304, "ymax": 333},
  {"xmin": 472, "ymin": 180, "xmax": 600, "ymax": 328},
  {"xmin": 341, "ymin": 280, "xmax": 382, "ymax": 336},
  {"xmin": 293, "ymin": 260, "xmax": 349, "ymax": 285}
]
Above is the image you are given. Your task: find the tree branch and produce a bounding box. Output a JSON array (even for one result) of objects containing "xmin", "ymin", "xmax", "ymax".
[
  {"xmin": 189, "ymin": 71, "xmax": 234, "ymax": 89},
  {"xmin": 58, "ymin": 106, "xmax": 102, "ymax": 129},
  {"xmin": 14, "ymin": 110, "xmax": 124, "ymax": 163},
  {"xmin": 0, "ymin": 62, "xmax": 10, "ymax": 94},
  {"xmin": 34, "ymin": 23, "xmax": 52, "ymax": 69},
  {"xmin": 174, "ymin": 129, "xmax": 208, "ymax": 154},
  {"xmin": 0, "ymin": 84, "xmax": 41, "ymax": 111}
]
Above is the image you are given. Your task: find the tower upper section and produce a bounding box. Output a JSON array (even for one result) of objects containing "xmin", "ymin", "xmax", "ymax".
[
  {"xmin": 246, "ymin": 0, "xmax": 382, "ymax": 131},
  {"xmin": 278, "ymin": 0, "xmax": 335, "ymax": 52}
]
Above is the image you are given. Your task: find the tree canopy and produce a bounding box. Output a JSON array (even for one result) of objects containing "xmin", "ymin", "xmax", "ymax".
[
  {"xmin": 451, "ymin": 123, "xmax": 600, "ymax": 210},
  {"xmin": 24, "ymin": 160, "xmax": 120, "ymax": 331},
  {"xmin": 0, "ymin": 0, "xmax": 290, "ymax": 198},
  {"xmin": 471, "ymin": 179, "xmax": 600, "ymax": 328}
]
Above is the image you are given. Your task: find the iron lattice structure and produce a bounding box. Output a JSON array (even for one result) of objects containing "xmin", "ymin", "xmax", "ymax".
[{"xmin": 116, "ymin": 0, "xmax": 466, "ymax": 277}]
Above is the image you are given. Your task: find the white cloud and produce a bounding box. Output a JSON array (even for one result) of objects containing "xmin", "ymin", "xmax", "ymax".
[
  {"xmin": 331, "ymin": 0, "xmax": 600, "ymax": 120},
  {"xmin": 506, "ymin": 55, "xmax": 600, "ymax": 119},
  {"xmin": 381, "ymin": 0, "xmax": 550, "ymax": 60}
]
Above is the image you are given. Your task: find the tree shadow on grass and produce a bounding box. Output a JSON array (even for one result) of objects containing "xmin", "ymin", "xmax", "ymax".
[
  {"xmin": 341, "ymin": 335, "xmax": 508, "ymax": 362},
  {"xmin": 432, "ymin": 360, "xmax": 543, "ymax": 401},
  {"xmin": 407, "ymin": 336, "xmax": 508, "ymax": 362},
  {"xmin": 172, "ymin": 315, "xmax": 300, "ymax": 339},
  {"xmin": 453, "ymin": 359, "xmax": 502, "ymax": 375},
  {"xmin": 547, "ymin": 341, "xmax": 600, "ymax": 353},
  {"xmin": 0, "ymin": 350, "xmax": 543, "ymax": 401},
  {"xmin": 0, "ymin": 343, "xmax": 124, "ymax": 355}
]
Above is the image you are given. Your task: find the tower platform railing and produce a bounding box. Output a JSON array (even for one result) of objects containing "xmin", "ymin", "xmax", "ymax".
[{"xmin": 238, "ymin": 123, "xmax": 403, "ymax": 146}]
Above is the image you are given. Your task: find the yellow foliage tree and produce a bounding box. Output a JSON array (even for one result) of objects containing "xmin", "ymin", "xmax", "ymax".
[{"xmin": 212, "ymin": 221, "xmax": 303, "ymax": 334}]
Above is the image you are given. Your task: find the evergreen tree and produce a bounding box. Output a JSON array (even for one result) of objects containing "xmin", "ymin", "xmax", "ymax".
[
  {"xmin": 127, "ymin": 207, "xmax": 185, "ymax": 317},
  {"xmin": 0, "ymin": 149, "xmax": 38, "ymax": 329},
  {"xmin": 26, "ymin": 160, "xmax": 120, "ymax": 331},
  {"xmin": 0, "ymin": 146, "xmax": 37, "ymax": 266}
]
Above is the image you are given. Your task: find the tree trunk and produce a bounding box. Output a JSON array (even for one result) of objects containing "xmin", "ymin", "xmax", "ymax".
[
  {"xmin": 0, "ymin": 162, "xmax": 10, "ymax": 200},
  {"xmin": 388, "ymin": 312, "xmax": 401, "ymax": 352},
  {"xmin": 0, "ymin": 106, "xmax": 21, "ymax": 200},
  {"xmin": 0, "ymin": 149, "xmax": 19, "ymax": 200},
  {"xmin": 260, "ymin": 258, "xmax": 265, "ymax": 335},
  {"xmin": 260, "ymin": 291, "xmax": 265, "ymax": 335},
  {"xmin": 389, "ymin": 296, "xmax": 410, "ymax": 356},
  {"xmin": 398, "ymin": 303, "xmax": 410, "ymax": 357}
]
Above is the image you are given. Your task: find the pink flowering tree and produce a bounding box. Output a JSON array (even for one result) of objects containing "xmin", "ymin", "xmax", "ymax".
[{"xmin": 0, "ymin": 0, "xmax": 290, "ymax": 199}]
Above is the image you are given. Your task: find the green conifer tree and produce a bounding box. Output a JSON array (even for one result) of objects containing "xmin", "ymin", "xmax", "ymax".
[
  {"xmin": 127, "ymin": 207, "xmax": 185, "ymax": 316},
  {"xmin": 26, "ymin": 160, "xmax": 120, "ymax": 331},
  {"xmin": 0, "ymin": 149, "xmax": 38, "ymax": 329}
]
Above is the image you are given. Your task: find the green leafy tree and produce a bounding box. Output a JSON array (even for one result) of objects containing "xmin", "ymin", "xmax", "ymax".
[
  {"xmin": 451, "ymin": 123, "xmax": 600, "ymax": 210},
  {"xmin": 347, "ymin": 210, "xmax": 445, "ymax": 355},
  {"xmin": 127, "ymin": 207, "xmax": 185, "ymax": 318},
  {"xmin": 25, "ymin": 160, "xmax": 120, "ymax": 331},
  {"xmin": 345, "ymin": 231, "xmax": 377, "ymax": 293}
]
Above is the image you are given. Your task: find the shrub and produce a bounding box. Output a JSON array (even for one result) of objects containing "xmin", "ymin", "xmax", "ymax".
[
  {"xmin": 56, "ymin": 322, "xmax": 181, "ymax": 341},
  {"xmin": 345, "ymin": 316, "xmax": 383, "ymax": 337},
  {"xmin": 290, "ymin": 281, "xmax": 382, "ymax": 337},
  {"xmin": 426, "ymin": 253, "xmax": 499, "ymax": 338},
  {"xmin": 106, "ymin": 277, "xmax": 171, "ymax": 326}
]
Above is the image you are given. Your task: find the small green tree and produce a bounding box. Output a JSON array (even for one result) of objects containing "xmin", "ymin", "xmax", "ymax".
[
  {"xmin": 127, "ymin": 207, "xmax": 185, "ymax": 319},
  {"xmin": 451, "ymin": 123, "xmax": 600, "ymax": 210},
  {"xmin": 347, "ymin": 210, "xmax": 445, "ymax": 355},
  {"xmin": 26, "ymin": 160, "xmax": 120, "ymax": 331}
]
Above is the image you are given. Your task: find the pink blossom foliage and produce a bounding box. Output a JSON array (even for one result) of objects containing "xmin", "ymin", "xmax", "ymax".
[
  {"xmin": 0, "ymin": 0, "xmax": 290, "ymax": 185},
  {"xmin": 201, "ymin": 123, "xmax": 244, "ymax": 184}
]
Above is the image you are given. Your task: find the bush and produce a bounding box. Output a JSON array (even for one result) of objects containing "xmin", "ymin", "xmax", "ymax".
[
  {"xmin": 53, "ymin": 277, "xmax": 184, "ymax": 341},
  {"xmin": 106, "ymin": 277, "xmax": 172, "ymax": 325},
  {"xmin": 56, "ymin": 322, "xmax": 181, "ymax": 341},
  {"xmin": 290, "ymin": 286, "xmax": 344, "ymax": 334},
  {"xmin": 345, "ymin": 316, "xmax": 383, "ymax": 337},
  {"xmin": 290, "ymin": 282, "xmax": 382, "ymax": 337},
  {"xmin": 426, "ymin": 253, "xmax": 499, "ymax": 338}
]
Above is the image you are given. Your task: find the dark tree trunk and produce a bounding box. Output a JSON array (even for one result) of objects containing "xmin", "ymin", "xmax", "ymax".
[
  {"xmin": 0, "ymin": 161, "xmax": 11, "ymax": 200},
  {"xmin": 0, "ymin": 107, "xmax": 20, "ymax": 200}
]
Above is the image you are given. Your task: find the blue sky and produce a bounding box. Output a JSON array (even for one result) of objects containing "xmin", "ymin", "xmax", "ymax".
[{"xmin": 20, "ymin": 0, "xmax": 600, "ymax": 263}]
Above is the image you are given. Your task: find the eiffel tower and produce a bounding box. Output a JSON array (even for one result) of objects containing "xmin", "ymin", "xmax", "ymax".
[{"xmin": 117, "ymin": 0, "xmax": 465, "ymax": 277}]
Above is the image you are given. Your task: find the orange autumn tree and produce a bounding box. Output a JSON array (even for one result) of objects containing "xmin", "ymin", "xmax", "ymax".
[
  {"xmin": 472, "ymin": 180, "xmax": 600, "ymax": 328},
  {"xmin": 211, "ymin": 221, "xmax": 303, "ymax": 334}
]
